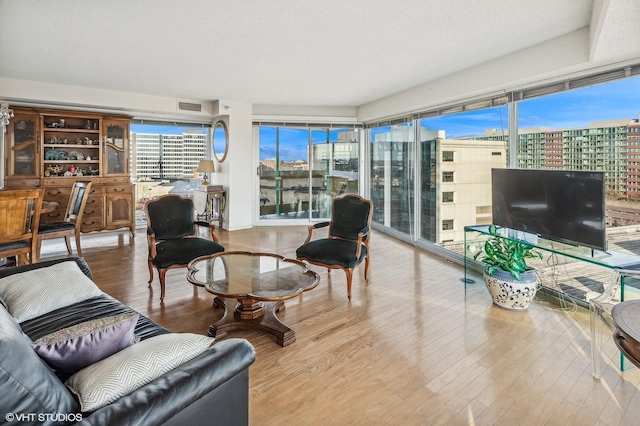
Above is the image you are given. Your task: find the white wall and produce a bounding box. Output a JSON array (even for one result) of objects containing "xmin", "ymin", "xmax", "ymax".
[
  {"xmin": 253, "ymin": 104, "xmax": 358, "ymax": 124},
  {"xmin": 209, "ymin": 100, "xmax": 254, "ymax": 231},
  {"xmin": 0, "ymin": 77, "xmax": 216, "ymax": 122}
]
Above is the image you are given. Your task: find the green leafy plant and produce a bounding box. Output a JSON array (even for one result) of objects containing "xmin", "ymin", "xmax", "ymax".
[{"xmin": 473, "ymin": 225, "xmax": 543, "ymax": 280}]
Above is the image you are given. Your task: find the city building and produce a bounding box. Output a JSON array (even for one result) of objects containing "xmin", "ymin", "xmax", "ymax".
[
  {"xmin": 371, "ymin": 125, "xmax": 506, "ymax": 244},
  {"xmin": 131, "ymin": 130, "xmax": 207, "ymax": 180},
  {"xmin": 469, "ymin": 117, "xmax": 640, "ymax": 198}
]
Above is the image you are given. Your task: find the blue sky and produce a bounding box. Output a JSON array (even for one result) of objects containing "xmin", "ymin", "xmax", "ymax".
[{"xmin": 421, "ymin": 76, "xmax": 640, "ymax": 138}]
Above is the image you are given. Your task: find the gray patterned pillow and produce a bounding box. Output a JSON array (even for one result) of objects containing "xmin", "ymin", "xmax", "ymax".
[
  {"xmin": 65, "ymin": 333, "xmax": 215, "ymax": 412},
  {"xmin": 0, "ymin": 261, "xmax": 103, "ymax": 322}
]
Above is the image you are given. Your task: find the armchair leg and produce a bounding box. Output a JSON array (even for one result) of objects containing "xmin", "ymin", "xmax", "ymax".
[
  {"xmin": 345, "ymin": 269, "xmax": 353, "ymax": 300},
  {"xmin": 158, "ymin": 269, "xmax": 167, "ymax": 301},
  {"xmin": 364, "ymin": 255, "xmax": 370, "ymax": 282},
  {"xmin": 147, "ymin": 258, "xmax": 154, "ymax": 287}
]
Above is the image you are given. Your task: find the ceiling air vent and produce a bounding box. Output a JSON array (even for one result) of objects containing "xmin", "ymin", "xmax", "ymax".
[{"xmin": 178, "ymin": 101, "xmax": 202, "ymax": 112}]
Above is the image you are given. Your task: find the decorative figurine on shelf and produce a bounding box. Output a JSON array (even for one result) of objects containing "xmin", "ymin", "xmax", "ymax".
[{"xmin": 45, "ymin": 147, "xmax": 58, "ymax": 160}]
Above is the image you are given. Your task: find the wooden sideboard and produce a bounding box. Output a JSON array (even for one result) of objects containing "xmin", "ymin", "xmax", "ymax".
[{"xmin": 4, "ymin": 107, "xmax": 135, "ymax": 235}]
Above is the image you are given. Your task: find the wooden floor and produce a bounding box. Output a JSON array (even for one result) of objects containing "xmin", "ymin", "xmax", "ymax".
[{"xmin": 36, "ymin": 226, "xmax": 640, "ymax": 426}]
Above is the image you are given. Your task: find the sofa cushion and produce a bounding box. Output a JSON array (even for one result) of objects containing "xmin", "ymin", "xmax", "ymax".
[
  {"xmin": 66, "ymin": 333, "xmax": 215, "ymax": 412},
  {"xmin": 32, "ymin": 312, "xmax": 139, "ymax": 374},
  {"xmin": 20, "ymin": 294, "xmax": 169, "ymax": 343},
  {"xmin": 0, "ymin": 260, "xmax": 103, "ymax": 322},
  {"xmin": 0, "ymin": 305, "xmax": 78, "ymax": 417}
]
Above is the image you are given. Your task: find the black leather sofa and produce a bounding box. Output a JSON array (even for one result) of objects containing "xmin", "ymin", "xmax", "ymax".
[{"xmin": 0, "ymin": 257, "xmax": 256, "ymax": 426}]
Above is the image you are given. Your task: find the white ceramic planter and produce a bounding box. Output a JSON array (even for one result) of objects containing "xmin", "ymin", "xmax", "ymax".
[{"xmin": 483, "ymin": 268, "xmax": 538, "ymax": 311}]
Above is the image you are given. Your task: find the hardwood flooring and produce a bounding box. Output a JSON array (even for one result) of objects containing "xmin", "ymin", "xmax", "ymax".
[{"xmin": 35, "ymin": 226, "xmax": 640, "ymax": 425}]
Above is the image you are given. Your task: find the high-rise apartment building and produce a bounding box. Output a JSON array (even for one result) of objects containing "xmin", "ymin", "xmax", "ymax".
[
  {"xmin": 131, "ymin": 130, "xmax": 207, "ymax": 180},
  {"xmin": 131, "ymin": 133, "xmax": 161, "ymax": 179},
  {"xmin": 469, "ymin": 116, "xmax": 640, "ymax": 198}
]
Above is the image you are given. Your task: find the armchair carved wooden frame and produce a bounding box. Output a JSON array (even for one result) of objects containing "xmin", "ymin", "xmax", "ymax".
[
  {"xmin": 296, "ymin": 194, "xmax": 373, "ymax": 300},
  {"xmin": 145, "ymin": 194, "xmax": 225, "ymax": 302}
]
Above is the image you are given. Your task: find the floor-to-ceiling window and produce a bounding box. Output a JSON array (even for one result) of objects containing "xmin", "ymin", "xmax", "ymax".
[
  {"xmin": 367, "ymin": 108, "xmax": 508, "ymax": 244},
  {"xmin": 517, "ymin": 76, "xmax": 640, "ymax": 219},
  {"xmin": 369, "ymin": 123, "xmax": 414, "ymax": 234},
  {"xmin": 251, "ymin": 70, "xmax": 640, "ymax": 272},
  {"xmin": 130, "ymin": 122, "xmax": 210, "ymax": 225},
  {"xmin": 418, "ymin": 107, "xmax": 508, "ymax": 247},
  {"xmin": 364, "ymin": 72, "xmax": 640, "ymax": 267},
  {"xmin": 257, "ymin": 125, "xmax": 359, "ymax": 221}
]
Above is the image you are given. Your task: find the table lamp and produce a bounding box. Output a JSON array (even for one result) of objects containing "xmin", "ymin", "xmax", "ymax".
[{"xmin": 197, "ymin": 160, "xmax": 215, "ymax": 185}]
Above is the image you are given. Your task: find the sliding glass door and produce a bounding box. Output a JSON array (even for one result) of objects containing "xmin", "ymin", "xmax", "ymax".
[
  {"xmin": 369, "ymin": 123, "xmax": 415, "ymax": 234},
  {"xmin": 258, "ymin": 125, "xmax": 359, "ymax": 222},
  {"xmin": 417, "ymin": 108, "xmax": 508, "ymax": 246},
  {"xmin": 365, "ymin": 108, "xmax": 508, "ymax": 255}
]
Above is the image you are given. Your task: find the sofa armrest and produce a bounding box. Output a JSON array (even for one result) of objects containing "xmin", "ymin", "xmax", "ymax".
[
  {"xmin": 0, "ymin": 257, "xmax": 92, "ymax": 280},
  {"xmin": 79, "ymin": 338, "xmax": 256, "ymax": 426}
]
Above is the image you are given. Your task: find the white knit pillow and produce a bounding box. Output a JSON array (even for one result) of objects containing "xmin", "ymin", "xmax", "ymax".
[
  {"xmin": 0, "ymin": 261, "xmax": 103, "ymax": 322},
  {"xmin": 66, "ymin": 333, "xmax": 215, "ymax": 412}
]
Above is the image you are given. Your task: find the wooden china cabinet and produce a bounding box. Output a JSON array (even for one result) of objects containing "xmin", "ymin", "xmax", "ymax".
[{"xmin": 4, "ymin": 107, "xmax": 135, "ymax": 235}]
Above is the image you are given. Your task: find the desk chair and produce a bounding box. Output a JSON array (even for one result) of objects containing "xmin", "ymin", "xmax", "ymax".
[
  {"xmin": 35, "ymin": 181, "xmax": 92, "ymax": 261},
  {"xmin": 0, "ymin": 188, "xmax": 44, "ymax": 265}
]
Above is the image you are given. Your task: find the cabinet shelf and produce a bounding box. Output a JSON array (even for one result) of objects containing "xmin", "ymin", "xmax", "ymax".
[
  {"xmin": 44, "ymin": 128, "xmax": 100, "ymax": 134},
  {"xmin": 44, "ymin": 160, "xmax": 99, "ymax": 164},
  {"xmin": 43, "ymin": 144, "xmax": 100, "ymax": 149}
]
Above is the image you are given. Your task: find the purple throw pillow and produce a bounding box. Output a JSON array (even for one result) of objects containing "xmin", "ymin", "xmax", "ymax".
[{"xmin": 31, "ymin": 312, "xmax": 139, "ymax": 374}]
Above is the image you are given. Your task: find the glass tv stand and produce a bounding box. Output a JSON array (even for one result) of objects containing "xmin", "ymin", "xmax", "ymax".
[{"xmin": 464, "ymin": 225, "xmax": 640, "ymax": 377}]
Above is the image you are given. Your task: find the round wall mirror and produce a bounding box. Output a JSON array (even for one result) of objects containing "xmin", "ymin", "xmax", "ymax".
[{"xmin": 213, "ymin": 120, "xmax": 229, "ymax": 163}]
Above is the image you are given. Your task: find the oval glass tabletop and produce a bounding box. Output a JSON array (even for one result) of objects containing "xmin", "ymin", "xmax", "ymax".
[{"xmin": 188, "ymin": 251, "xmax": 319, "ymax": 301}]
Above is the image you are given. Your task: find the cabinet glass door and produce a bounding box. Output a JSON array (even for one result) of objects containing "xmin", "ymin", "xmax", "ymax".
[
  {"xmin": 7, "ymin": 111, "xmax": 39, "ymax": 177},
  {"xmin": 104, "ymin": 120, "xmax": 128, "ymax": 175}
]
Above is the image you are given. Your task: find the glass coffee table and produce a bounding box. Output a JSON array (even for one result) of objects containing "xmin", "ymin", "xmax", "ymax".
[{"xmin": 187, "ymin": 251, "xmax": 320, "ymax": 346}]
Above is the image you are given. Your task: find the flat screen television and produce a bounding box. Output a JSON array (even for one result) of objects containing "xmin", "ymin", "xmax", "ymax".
[{"xmin": 491, "ymin": 168, "xmax": 606, "ymax": 251}]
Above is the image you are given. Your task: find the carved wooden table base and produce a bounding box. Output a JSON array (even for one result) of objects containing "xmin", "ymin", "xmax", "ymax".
[{"xmin": 208, "ymin": 296, "xmax": 295, "ymax": 347}]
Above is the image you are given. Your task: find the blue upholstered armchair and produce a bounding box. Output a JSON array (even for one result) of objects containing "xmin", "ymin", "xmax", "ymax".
[
  {"xmin": 296, "ymin": 194, "xmax": 373, "ymax": 300},
  {"xmin": 145, "ymin": 194, "xmax": 225, "ymax": 301}
]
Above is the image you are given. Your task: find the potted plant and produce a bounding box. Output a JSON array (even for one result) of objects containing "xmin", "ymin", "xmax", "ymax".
[{"xmin": 473, "ymin": 225, "xmax": 543, "ymax": 311}]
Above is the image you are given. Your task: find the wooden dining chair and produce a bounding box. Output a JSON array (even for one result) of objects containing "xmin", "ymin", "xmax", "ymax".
[
  {"xmin": 0, "ymin": 188, "xmax": 45, "ymax": 265},
  {"xmin": 35, "ymin": 181, "xmax": 92, "ymax": 261}
]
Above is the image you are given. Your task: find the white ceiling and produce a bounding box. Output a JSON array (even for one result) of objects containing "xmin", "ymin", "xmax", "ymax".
[{"xmin": 1, "ymin": 0, "xmax": 640, "ymax": 109}]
